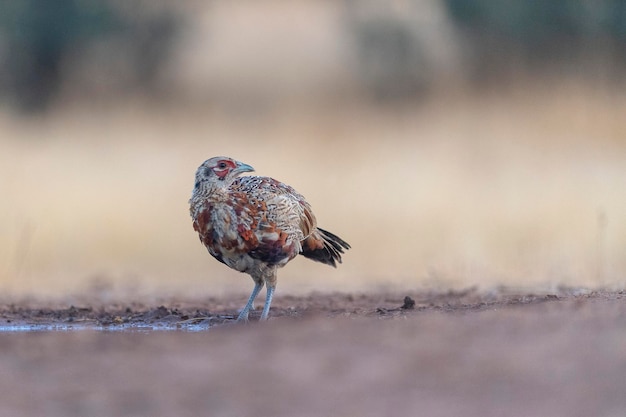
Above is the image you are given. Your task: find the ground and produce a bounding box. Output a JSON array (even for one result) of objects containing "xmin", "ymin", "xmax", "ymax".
[{"xmin": 1, "ymin": 288, "xmax": 625, "ymax": 417}]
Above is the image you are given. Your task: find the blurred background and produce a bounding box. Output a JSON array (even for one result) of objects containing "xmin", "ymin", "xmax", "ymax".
[{"xmin": 1, "ymin": 0, "xmax": 625, "ymax": 299}]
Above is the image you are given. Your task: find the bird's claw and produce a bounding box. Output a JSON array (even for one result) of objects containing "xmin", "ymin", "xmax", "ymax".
[{"xmin": 235, "ymin": 312, "xmax": 250, "ymax": 323}]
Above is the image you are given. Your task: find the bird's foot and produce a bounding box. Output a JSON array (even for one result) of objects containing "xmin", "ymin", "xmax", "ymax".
[
  {"xmin": 235, "ymin": 282, "xmax": 264, "ymax": 323},
  {"xmin": 235, "ymin": 310, "xmax": 250, "ymax": 323},
  {"xmin": 259, "ymin": 284, "xmax": 275, "ymax": 321}
]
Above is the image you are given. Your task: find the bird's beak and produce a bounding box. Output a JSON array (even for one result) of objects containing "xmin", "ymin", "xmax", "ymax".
[{"xmin": 234, "ymin": 161, "xmax": 255, "ymax": 175}]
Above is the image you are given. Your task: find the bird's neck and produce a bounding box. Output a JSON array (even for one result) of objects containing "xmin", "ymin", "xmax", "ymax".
[{"xmin": 192, "ymin": 179, "xmax": 230, "ymax": 203}]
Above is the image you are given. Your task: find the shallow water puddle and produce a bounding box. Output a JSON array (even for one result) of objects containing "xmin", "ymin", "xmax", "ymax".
[{"xmin": 0, "ymin": 322, "xmax": 214, "ymax": 333}]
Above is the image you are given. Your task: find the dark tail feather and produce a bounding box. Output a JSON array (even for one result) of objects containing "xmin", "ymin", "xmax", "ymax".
[{"xmin": 300, "ymin": 227, "xmax": 351, "ymax": 267}]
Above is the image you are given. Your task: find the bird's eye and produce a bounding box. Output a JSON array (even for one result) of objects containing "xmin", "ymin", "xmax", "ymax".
[{"xmin": 217, "ymin": 162, "xmax": 227, "ymax": 169}]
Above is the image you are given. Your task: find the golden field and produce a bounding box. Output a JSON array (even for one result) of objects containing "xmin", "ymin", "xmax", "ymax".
[{"xmin": 1, "ymin": 80, "xmax": 625, "ymax": 299}]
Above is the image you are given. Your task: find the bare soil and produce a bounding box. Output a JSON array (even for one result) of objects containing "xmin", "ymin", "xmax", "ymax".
[{"xmin": 1, "ymin": 288, "xmax": 625, "ymax": 417}]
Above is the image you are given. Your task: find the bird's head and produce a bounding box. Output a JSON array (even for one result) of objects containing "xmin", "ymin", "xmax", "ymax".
[{"xmin": 194, "ymin": 156, "xmax": 255, "ymax": 189}]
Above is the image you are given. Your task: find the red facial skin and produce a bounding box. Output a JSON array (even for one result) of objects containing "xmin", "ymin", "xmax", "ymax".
[{"xmin": 213, "ymin": 159, "xmax": 237, "ymax": 179}]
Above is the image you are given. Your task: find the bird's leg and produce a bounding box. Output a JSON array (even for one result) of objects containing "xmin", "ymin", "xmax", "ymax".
[
  {"xmin": 237, "ymin": 281, "xmax": 264, "ymax": 322},
  {"xmin": 259, "ymin": 272, "xmax": 277, "ymax": 321},
  {"xmin": 259, "ymin": 283, "xmax": 275, "ymax": 321}
]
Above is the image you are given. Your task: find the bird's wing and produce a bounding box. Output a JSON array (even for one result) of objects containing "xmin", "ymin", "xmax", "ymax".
[{"xmin": 230, "ymin": 176, "xmax": 317, "ymax": 262}]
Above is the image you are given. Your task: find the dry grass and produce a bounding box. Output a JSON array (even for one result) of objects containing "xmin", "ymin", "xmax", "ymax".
[{"xmin": 1, "ymin": 81, "xmax": 626, "ymax": 298}]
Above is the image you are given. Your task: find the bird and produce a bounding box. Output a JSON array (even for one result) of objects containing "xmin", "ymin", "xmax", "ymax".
[{"xmin": 189, "ymin": 156, "xmax": 350, "ymax": 322}]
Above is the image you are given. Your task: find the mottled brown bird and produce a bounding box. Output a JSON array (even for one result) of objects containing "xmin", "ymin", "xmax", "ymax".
[{"xmin": 189, "ymin": 156, "xmax": 350, "ymax": 321}]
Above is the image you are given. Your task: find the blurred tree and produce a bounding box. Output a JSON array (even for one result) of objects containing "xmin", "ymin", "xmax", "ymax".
[
  {"xmin": 0, "ymin": 0, "xmax": 179, "ymax": 113},
  {"xmin": 345, "ymin": 0, "xmax": 458, "ymax": 102},
  {"xmin": 444, "ymin": 0, "xmax": 626, "ymax": 81},
  {"xmin": 351, "ymin": 17, "xmax": 429, "ymax": 101},
  {"xmin": 0, "ymin": 0, "xmax": 119, "ymax": 112}
]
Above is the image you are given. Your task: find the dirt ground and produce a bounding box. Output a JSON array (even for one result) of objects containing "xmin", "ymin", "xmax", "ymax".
[{"xmin": 1, "ymin": 288, "xmax": 625, "ymax": 417}]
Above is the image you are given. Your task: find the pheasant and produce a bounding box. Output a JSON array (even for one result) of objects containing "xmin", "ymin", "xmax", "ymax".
[{"xmin": 189, "ymin": 156, "xmax": 350, "ymax": 321}]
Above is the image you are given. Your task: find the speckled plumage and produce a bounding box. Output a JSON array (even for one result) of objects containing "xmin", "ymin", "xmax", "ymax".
[{"xmin": 189, "ymin": 156, "xmax": 350, "ymax": 321}]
